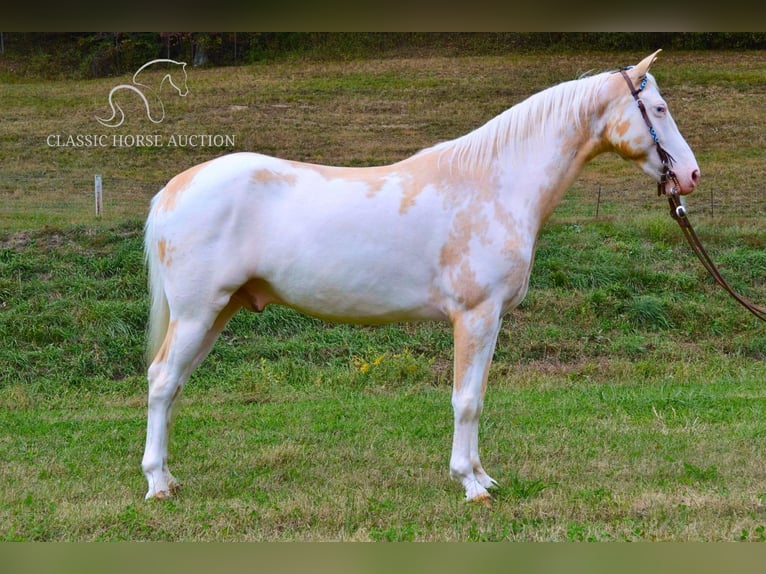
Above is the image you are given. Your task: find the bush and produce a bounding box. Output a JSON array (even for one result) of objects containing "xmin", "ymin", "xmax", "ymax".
[{"xmin": 4, "ymin": 33, "xmax": 766, "ymax": 80}]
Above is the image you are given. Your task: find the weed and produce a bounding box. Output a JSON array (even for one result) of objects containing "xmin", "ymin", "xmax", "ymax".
[
  {"xmin": 681, "ymin": 462, "xmax": 720, "ymax": 485},
  {"xmin": 369, "ymin": 523, "xmax": 420, "ymax": 542},
  {"xmin": 504, "ymin": 473, "xmax": 556, "ymax": 501},
  {"xmin": 352, "ymin": 349, "xmax": 434, "ymax": 390},
  {"xmin": 624, "ymin": 295, "xmax": 672, "ymax": 330}
]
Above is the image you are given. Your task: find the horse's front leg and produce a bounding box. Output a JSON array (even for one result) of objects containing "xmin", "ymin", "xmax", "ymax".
[{"xmin": 449, "ymin": 302, "xmax": 502, "ymax": 503}]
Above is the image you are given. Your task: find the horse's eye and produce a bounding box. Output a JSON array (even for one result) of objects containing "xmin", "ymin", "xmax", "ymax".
[{"xmin": 655, "ymin": 105, "xmax": 666, "ymax": 115}]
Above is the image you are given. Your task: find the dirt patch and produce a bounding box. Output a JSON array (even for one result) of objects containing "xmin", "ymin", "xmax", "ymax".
[
  {"xmin": 1, "ymin": 229, "xmax": 70, "ymax": 251},
  {"xmin": 0, "ymin": 230, "xmax": 35, "ymax": 250}
]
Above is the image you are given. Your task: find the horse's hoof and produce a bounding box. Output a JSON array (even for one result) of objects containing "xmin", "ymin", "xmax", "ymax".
[
  {"xmin": 147, "ymin": 485, "xmax": 179, "ymax": 501},
  {"xmin": 469, "ymin": 492, "xmax": 493, "ymax": 507},
  {"xmin": 152, "ymin": 490, "xmax": 171, "ymax": 501}
]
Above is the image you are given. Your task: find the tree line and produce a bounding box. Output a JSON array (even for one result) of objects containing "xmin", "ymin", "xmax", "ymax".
[{"xmin": 2, "ymin": 32, "xmax": 765, "ymax": 79}]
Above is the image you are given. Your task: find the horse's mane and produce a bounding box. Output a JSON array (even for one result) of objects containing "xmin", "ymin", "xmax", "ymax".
[{"xmin": 421, "ymin": 71, "xmax": 610, "ymax": 171}]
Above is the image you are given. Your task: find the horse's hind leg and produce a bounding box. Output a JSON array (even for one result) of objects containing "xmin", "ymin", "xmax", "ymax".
[{"xmin": 142, "ymin": 299, "xmax": 240, "ymax": 500}]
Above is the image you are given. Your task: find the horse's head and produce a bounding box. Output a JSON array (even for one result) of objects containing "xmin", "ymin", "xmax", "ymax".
[
  {"xmin": 601, "ymin": 50, "xmax": 699, "ymax": 195},
  {"xmin": 166, "ymin": 62, "xmax": 189, "ymax": 97}
]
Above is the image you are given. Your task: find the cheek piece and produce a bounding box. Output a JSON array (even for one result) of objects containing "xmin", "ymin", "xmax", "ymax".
[{"xmin": 618, "ymin": 68, "xmax": 680, "ymax": 197}]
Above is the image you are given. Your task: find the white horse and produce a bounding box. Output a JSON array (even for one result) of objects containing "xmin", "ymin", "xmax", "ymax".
[
  {"xmin": 142, "ymin": 51, "xmax": 699, "ymax": 503},
  {"xmin": 96, "ymin": 59, "xmax": 188, "ymax": 128}
]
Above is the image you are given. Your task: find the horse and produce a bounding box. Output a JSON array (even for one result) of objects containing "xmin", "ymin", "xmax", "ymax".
[
  {"xmin": 141, "ymin": 50, "xmax": 700, "ymax": 503},
  {"xmin": 96, "ymin": 59, "xmax": 188, "ymax": 128}
]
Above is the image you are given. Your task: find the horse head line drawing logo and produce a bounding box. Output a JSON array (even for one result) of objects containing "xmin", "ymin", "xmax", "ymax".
[{"xmin": 96, "ymin": 59, "xmax": 189, "ymax": 128}]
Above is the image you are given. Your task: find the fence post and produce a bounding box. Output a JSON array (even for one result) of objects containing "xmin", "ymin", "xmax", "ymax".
[
  {"xmin": 595, "ymin": 185, "xmax": 602, "ymax": 217},
  {"xmin": 94, "ymin": 174, "xmax": 103, "ymax": 216}
]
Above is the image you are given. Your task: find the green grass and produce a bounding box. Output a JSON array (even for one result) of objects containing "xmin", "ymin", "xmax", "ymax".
[
  {"xmin": 2, "ymin": 216, "xmax": 765, "ymax": 541},
  {"xmin": 1, "ymin": 51, "xmax": 766, "ymax": 540}
]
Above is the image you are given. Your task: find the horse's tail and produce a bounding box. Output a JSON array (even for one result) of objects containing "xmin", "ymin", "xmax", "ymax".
[{"xmin": 144, "ymin": 193, "xmax": 170, "ymax": 366}]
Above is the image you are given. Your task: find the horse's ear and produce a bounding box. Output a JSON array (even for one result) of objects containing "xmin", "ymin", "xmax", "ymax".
[{"xmin": 627, "ymin": 49, "xmax": 662, "ymax": 84}]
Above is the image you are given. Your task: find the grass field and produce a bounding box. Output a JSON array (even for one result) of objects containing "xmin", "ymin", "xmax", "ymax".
[{"xmin": 1, "ymin": 49, "xmax": 766, "ymax": 541}]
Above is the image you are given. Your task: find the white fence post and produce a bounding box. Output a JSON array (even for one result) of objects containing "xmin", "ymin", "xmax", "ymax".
[{"xmin": 94, "ymin": 174, "xmax": 103, "ymax": 216}]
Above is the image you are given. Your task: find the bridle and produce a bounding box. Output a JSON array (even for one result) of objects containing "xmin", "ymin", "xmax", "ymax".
[
  {"xmin": 618, "ymin": 68, "xmax": 766, "ymax": 322},
  {"xmin": 618, "ymin": 68, "xmax": 681, "ymax": 198}
]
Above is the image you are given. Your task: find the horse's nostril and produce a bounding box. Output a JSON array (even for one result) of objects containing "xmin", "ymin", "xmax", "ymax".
[{"xmin": 691, "ymin": 169, "xmax": 700, "ymax": 185}]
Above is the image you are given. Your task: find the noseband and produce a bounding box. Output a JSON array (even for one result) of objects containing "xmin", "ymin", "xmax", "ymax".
[{"xmin": 618, "ymin": 69, "xmax": 681, "ymax": 197}]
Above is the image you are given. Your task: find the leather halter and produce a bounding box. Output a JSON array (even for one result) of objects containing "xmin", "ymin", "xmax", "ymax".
[
  {"xmin": 618, "ymin": 69, "xmax": 681, "ymax": 197},
  {"xmin": 618, "ymin": 68, "xmax": 766, "ymax": 322}
]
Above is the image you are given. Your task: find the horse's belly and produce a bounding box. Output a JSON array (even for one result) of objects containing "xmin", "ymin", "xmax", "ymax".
[
  {"xmin": 254, "ymin": 236, "xmax": 446, "ymax": 323},
  {"xmin": 232, "ymin": 176, "xmax": 448, "ymax": 322}
]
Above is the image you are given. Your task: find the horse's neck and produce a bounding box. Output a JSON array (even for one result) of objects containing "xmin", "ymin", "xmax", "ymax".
[{"xmin": 495, "ymin": 113, "xmax": 605, "ymax": 229}]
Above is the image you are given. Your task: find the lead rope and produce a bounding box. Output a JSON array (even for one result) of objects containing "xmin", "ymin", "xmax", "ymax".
[
  {"xmin": 618, "ymin": 68, "xmax": 766, "ymax": 323},
  {"xmin": 667, "ymin": 192, "xmax": 766, "ymax": 322}
]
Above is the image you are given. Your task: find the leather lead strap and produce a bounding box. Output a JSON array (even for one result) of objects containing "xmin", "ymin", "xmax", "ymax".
[{"xmin": 667, "ymin": 192, "xmax": 766, "ymax": 322}]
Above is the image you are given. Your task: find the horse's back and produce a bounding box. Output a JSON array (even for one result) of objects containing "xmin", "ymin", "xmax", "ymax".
[{"xmin": 151, "ymin": 152, "xmax": 279, "ymax": 215}]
